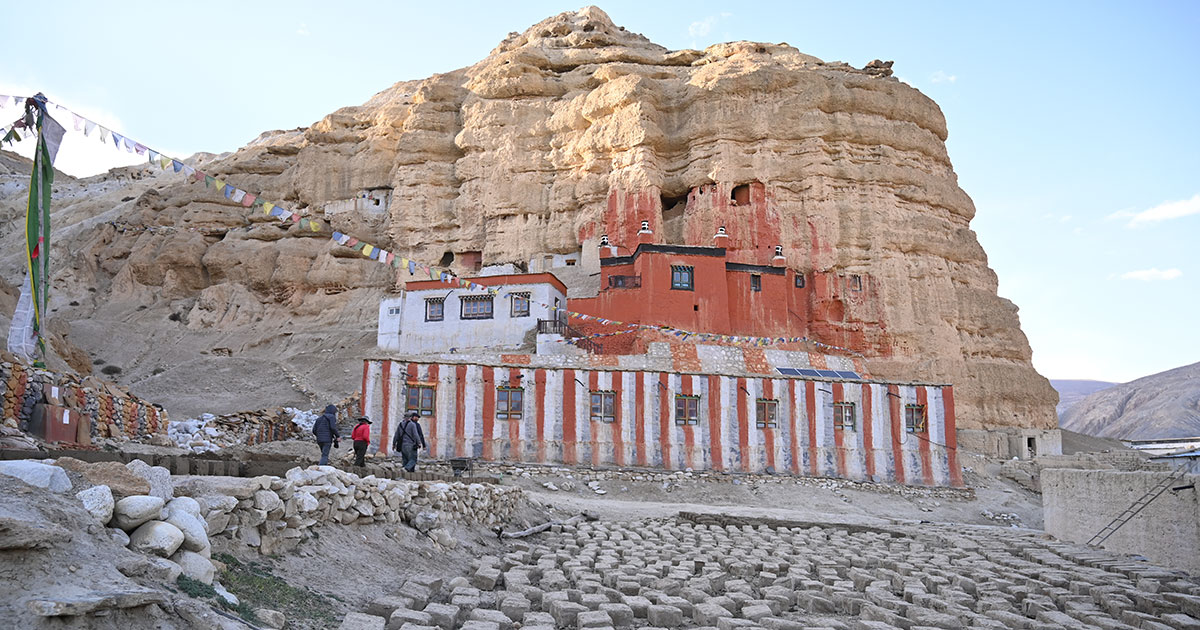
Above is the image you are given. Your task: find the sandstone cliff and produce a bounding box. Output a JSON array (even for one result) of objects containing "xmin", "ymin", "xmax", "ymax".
[{"xmin": 0, "ymin": 7, "xmax": 1056, "ymax": 429}]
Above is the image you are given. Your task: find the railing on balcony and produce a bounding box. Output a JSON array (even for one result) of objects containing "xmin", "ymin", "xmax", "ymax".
[
  {"xmin": 607, "ymin": 275, "xmax": 641, "ymax": 289},
  {"xmin": 537, "ymin": 317, "xmax": 567, "ymax": 335},
  {"xmin": 536, "ymin": 313, "xmax": 602, "ymax": 353}
]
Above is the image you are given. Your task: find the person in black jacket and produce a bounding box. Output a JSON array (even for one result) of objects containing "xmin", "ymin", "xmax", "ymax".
[
  {"xmin": 312, "ymin": 405, "xmax": 341, "ymax": 465},
  {"xmin": 392, "ymin": 411, "xmax": 427, "ymax": 472}
]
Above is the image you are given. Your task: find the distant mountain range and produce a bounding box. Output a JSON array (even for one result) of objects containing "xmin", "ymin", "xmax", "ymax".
[
  {"xmin": 1051, "ymin": 379, "xmax": 1117, "ymax": 416},
  {"xmin": 1057, "ymin": 362, "xmax": 1200, "ymax": 439}
]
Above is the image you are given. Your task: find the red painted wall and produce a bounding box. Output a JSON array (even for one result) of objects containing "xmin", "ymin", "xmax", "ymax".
[{"xmin": 566, "ymin": 183, "xmax": 893, "ymax": 356}]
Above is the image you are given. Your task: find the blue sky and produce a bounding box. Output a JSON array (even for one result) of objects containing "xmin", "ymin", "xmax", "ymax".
[{"xmin": 3, "ymin": 1, "xmax": 1197, "ymax": 383}]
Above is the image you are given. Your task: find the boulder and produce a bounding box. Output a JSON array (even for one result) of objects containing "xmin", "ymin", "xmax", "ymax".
[
  {"xmin": 112, "ymin": 495, "xmax": 165, "ymax": 531},
  {"xmin": 173, "ymin": 475, "xmax": 261, "ymax": 500},
  {"xmin": 165, "ymin": 509, "xmax": 209, "ymax": 552},
  {"xmin": 254, "ymin": 489, "xmax": 284, "ymax": 513},
  {"xmin": 129, "ymin": 520, "xmax": 185, "ymax": 557},
  {"xmin": 125, "ymin": 459, "xmax": 173, "ymax": 500},
  {"xmin": 165, "ymin": 496, "xmax": 203, "ymax": 519},
  {"xmin": 76, "ymin": 484, "xmax": 115, "ymax": 524},
  {"xmin": 294, "ymin": 491, "xmax": 319, "ymax": 512},
  {"xmin": 0, "ymin": 460, "xmax": 72, "ymax": 492},
  {"xmin": 116, "ymin": 553, "xmax": 182, "ymax": 581},
  {"xmin": 411, "ymin": 510, "xmax": 440, "ymax": 533},
  {"xmin": 53, "ymin": 457, "xmax": 150, "ymax": 497},
  {"xmin": 198, "ymin": 494, "xmax": 238, "ymax": 513},
  {"xmin": 213, "ymin": 582, "xmax": 239, "ymax": 606},
  {"xmin": 171, "ymin": 549, "xmax": 216, "ymax": 584},
  {"xmin": 109, "ymin": 527, "xmax": 130, "ymax": 547},
  {"xmin": 255, "ymin": 608, "xmax": 286, "ymax": 629}
]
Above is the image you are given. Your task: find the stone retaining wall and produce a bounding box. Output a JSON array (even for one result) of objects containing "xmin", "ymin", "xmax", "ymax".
[
  {"xmin": 1042, "ymin": 468, "xmax": 1200, "ymax": 573},
  {"xmin": 173, "ymin": 466, "xmax": 524, "ymax": 555},
  {"xmin": 0, "ymin": 361, "xmax": 166, "ymax": 441}
]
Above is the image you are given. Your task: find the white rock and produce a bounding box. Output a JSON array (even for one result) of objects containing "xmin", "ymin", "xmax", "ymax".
[
  {"xmin": 213, "ymin": 582, "xmax": 238, "ymax": 606},
  {"xmin": 125, "ymin": 459, "xmax": 173, "ymax": 500},
  {"xmin": 165, "ymin": 496, "xmax": 203, "ymax": 520},
  {"xmin": 113, "ymin": 495, "xmax": 166, "ymax": 531},
  {"xmin": 0, "ymin": 460, "xmax": 72, "ymax": 492},
  {"xmin": 128, "ymin": 520, "xmax": 185, "ymax": 557},
  {"xmin": 76, "ymin": 485, "xmax": 115, "ymax": 524},
  {"xmin": 198, "ymin": 495, "xmax": 238, "ymax": 513},
  {"xmin": 170, "ymin": 549, "xmax": 215, "ymax": 584},
  {"xmin": 166, "ymin": 509, "xmax": 209, "ymax": 552},
  {"xmin": 254, "ymin": 489, "xmax": 283, "ymax": 513},
  {"xmin": 294, "ymin": 491, "xmax": 319, "ymax": 512}
]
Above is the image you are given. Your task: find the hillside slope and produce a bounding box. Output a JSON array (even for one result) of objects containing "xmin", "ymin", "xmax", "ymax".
[
  {"xmin": 1060, "ymin": 362, "xmax": 1200, "ymax": 438},
  {"xmin": 1052, "ymin": 379, "xmax": 1117, "ymax": 417}
]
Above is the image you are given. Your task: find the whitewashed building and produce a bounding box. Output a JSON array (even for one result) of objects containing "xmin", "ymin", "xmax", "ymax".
[{"xmin": 376, "ymin": 273, "xmax": 568, "ymax": 354}]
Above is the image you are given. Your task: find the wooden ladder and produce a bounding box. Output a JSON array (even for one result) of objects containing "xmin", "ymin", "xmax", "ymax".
[{"xmin": 1087, "ymin": 467, "xmax": 1187, "ymax": 546}]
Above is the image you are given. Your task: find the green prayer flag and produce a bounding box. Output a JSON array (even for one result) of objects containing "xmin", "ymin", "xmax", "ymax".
[{"xmin": 7, "ymin": 95, "xmax": 64, "ymax": 362}]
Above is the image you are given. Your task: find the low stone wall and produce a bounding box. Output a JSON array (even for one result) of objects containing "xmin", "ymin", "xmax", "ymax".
[
  {"xmin": 0, "ymin": 361, "xmax": 166, "ymax": 441},
  {"xmin": 1002, "ymin": 453, "xmax": 1168, "ymax": 493},
  {"xmin": 485, "ymin": 462, "xmax": 973, "ymax": 500},
  {"xmin": 173, "ymin": 465, "xmax": 524, "ymax": 555},
  {"xmin": 1042, "ymin": 468, "xmax": 1200, "ymax": 573}
]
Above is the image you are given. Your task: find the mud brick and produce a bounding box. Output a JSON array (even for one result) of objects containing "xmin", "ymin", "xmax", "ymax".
[
  {"xmin": 339, "ymin": 613, "xmax": 386, "ymax": 630},
  {"xmin": 646, "ymin": 605, "xmax": 683, "ymax": 628},
  {"xmin": 550, "ymin": 600, "xmax": 588, "ymax": 627},
  {"xmin": 420, "ymin": 603, "xmax": 460, "ymax": 630}
]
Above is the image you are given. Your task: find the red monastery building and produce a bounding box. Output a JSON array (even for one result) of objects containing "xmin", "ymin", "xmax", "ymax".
[{"xmin": 365, "ymin": 201, "xmax": 965, "ymax": 486}]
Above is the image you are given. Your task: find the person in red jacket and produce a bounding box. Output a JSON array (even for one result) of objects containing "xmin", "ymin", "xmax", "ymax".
[{"xmin": 351, "ymin": 416, "xmax": 372, "ymax": 467}]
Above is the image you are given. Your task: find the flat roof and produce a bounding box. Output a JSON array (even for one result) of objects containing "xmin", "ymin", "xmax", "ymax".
[
  {"xmin": 601, "ymin": 243, "xmax": 727, "ymax": 267},
  {"xmin": 405, "ymin": 272, "xmax": 568, "ymax": 294}
]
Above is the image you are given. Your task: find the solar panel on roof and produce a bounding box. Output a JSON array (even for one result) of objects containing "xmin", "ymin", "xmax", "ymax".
[
  {"xmin": 797, "ymin": 369, "xmax": 822, "ymax": 377},
  {"xmin": 835, "ymin": 371, "xmax": 861, "ymax": 379},
  {"xmin": 816, "ymin": 370, "xmax": 841, "ymax": 378},
  {"xmin": 777, "ymin": 368, "xmax": 801, "ymax": 376}
]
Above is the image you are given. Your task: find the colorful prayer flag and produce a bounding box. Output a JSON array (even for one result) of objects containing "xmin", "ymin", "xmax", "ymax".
[{"xmin": 6, "ymin": 95, "xmax": 64, "ymax": 363}]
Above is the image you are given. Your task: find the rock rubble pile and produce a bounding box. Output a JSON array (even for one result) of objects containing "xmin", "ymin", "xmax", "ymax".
[
  {"xmin": 172, "ymin": 465, "xmax": 524, "ymax": 556},
  {"xmin": 166, "ymin": 401, "xmax": 353, "ymax": 453}
]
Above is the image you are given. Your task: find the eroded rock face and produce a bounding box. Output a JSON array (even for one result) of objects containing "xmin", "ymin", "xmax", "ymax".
[{"xmin": 0, "ymin": 7, "xmax": 1054, "ymax": 429}]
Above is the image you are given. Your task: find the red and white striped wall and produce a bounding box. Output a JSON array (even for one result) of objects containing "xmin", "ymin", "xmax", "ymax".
[{"xmin": 361, "ymin": 360, "xmax": 963, "ymax": 487}]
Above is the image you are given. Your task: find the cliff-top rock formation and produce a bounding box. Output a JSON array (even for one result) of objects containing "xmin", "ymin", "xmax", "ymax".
[{"xmin": 0, "ymin": 6, "xmax": 1056, "ymax": 430}]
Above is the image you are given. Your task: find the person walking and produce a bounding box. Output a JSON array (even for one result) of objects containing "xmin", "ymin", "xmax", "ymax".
[
  {"xmin": 351, "ymin": 416, "xmax": 372, "ymax": 467},
  {"xmin": 312, "ymin": 404, "xmax": 341, "ymax": 466},
  {"xmin": 392, "ymin": 410, "xmax": 427, "ymax": 472}
]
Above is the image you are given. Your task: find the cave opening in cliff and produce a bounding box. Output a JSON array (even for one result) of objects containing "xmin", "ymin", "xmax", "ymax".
[
  {"xmin": 731, "ymin": 184, "xmax": 751, "ymax": 206},
  {"xmin": 439, "ymin": 251, "xmax": 455, "ymax": 267},
  {"xmin": 660, "ymin": 193, "xmax": 688, "ymax": 245}
]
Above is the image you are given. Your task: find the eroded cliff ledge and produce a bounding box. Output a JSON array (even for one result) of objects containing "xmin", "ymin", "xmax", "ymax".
[{"xmin": 0, "ymin": 7, "xmax": 1056, "ymax": 429}]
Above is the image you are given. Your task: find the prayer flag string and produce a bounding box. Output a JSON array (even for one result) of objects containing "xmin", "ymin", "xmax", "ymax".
[{"xmin": 0, "ymin": 94, "xmax": 865, "ymax": 357}]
